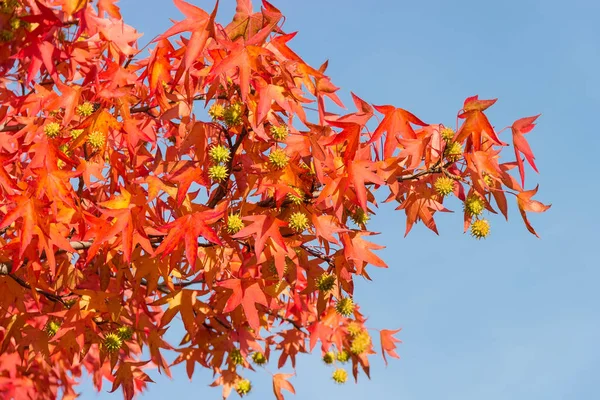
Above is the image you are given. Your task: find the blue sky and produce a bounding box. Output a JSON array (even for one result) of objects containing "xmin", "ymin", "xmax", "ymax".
[{"xmin": 80, "ymin": 0, "xmax": 599, "ymax": 399}]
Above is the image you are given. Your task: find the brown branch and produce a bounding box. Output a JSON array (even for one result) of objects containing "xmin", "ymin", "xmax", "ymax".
[{"xmin": 6, "ymin": 272, "xmax": 67, "ymax": 306}]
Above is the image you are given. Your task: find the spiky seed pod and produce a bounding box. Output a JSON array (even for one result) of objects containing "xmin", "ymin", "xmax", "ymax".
[
  {"xmin": 209, "ymin": 145, "xmax": 231, "ymax": 163},
  {"xmin": 350, "ymin": 208, "xmax": 369, "ymax": 225},
  {"xmin": 0, "ymin": 30, "xmax": 13, "ymax": 42},
  {"xmin": 483, "ymin": 174, "xmax": 494, "ymax": 187},
  {"xmin": 350, "ymin": 331, "xmax": 371, "ymax": 355},
  {"xmin": 44, "ymin": 122, "xmax": 61, "ymax": 138},
  {"xmin": 268, "ymin": 148, "xmax": 289, "ymax": 169},
  {"xmin": 223, "ymin": 103, "xmax": 243, "ymax": 127},
  {"xmin": 440, "ymin": 126, "xmax": 455, "ymax": 141},
  {"xmin": 45, "ymin": 321, "xmax": 61, "ymax": 337},
  {"xmin": 465, "ymin": 194, "xmax": 485, "ymax": 217},
  {"xmin": 332, "ymin": 368, "xmax": 348, "ymax": 384},
  {"xmin": 288, "ymin": 212, "xmax": 309, "ymax": 232},
  {"xmin": 227, "ymin": 214, "xmax": 244, "ymax": 234},
  {"xmin": 346, "ymin": 322, "xmax": 362, "ymax": 337},
  {"xmin": 76, "ymin": 102, "xmax": 95, "ymax": 117},
  {"xmin": 434, "ymin": 176, "xmax": 455, "ymax": 197},
  {"xmin": 229, "ymin": 348, "xmax": 244, "ymax": 365},
  {"xmin": 322, "ymin": 351, "xmax": 335, "ymax": 364},
  {"xmin": 444, "ymin": 141, "xmax": 463, "ymax": 161},
  {"xmin": 116, "ymin": 326, "xmax": 133, "ymax": 341},
  {"xmin": 271, "ymin": 125, "xmax": 289, "ymax": 141},
  {"xmin": 235, "ymin": 379, "xmax": 252, "ymax": 396},
  {"xmin": 251, "ymin": 352, "xmax": 267, "ymax": 365},
  {"xmin": 87, "ymin": 130, "xmax": 105, "ymax": 149},
  {"xmin": 103, "ymin": 333, "xmax": 123, "ymax": 353},
  {"xmin": 208, "ymin": 103, "xmax": 225, "ymax": 120},
  {"xmin": 316, "ymin": 273, "xmax": 336, "ymax": 292},
  {"xmin": 287, "ymin": 189, "xmax": 304, "ymax": 205},
  {"xmin": 470, "ymin": 219, "xmax": 490, "ymax": 239},
  {"xmin": 208, "ymin": 165, "xmax": 228, "ymax": 182},
  {"xmin": 336, "ymin": 350, "xmax": 350, "ymax": 363},
  {"xmin": 335, "ymin": 298, "xmax": 354, "ymax": 317}
]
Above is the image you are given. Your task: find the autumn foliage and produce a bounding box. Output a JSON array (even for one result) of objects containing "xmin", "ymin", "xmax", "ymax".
[{"xmin": 0, "ymin": 0, "xmax": 550, "ymax": 399}]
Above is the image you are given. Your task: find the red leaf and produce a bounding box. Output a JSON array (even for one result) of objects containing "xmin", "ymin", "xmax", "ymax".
[
  {"xmin": 218, "ymin": 279, "xmax": 267, "ymax": 331},
  {"xmin": 155, "ymin": 203, "xmax": 226, "ymax": 267},
  {"xmin": 232, "ymin": 214, "xmax": 287, "ymax": 260},
  {"xmin": 370, "ymin": 105, "xmax": 427, "ymax": 158}
]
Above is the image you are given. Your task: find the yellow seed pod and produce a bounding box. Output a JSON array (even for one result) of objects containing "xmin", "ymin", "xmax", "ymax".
[
  {"xmin": 316, "ymin": 273, "xmax": 336, "ymax": 292},
  {"xmin": 235, "ymin": 379, "xmax": 252, "ymax": 396},
  {"xmin": 470, "ymin": 219, "xmax": 490, "ymax": 239},
  {"xmin": 87, "ymin": 130, "xmax": 105, "ymax": 149},
  {"xmin": 440, "ymin": 126, "xmax": 455, "ymax": 141},
  {"xmin": 322, "ymin": 351, "xmax": 335, "ymax": 364},
  {"xmin": 332, "ymin": 368, "xmax": 348, "ymax": 384},
  {"xmin": 208, "ymin": 165, "xmax": 228, "ymax": 182},
  {"xmin": 268, "ymin": 148, "xmax": 289, "ymax": 169},
  {"xmin": 465, "ymin": 194, "xmax": 485, "ymax": 217},
  {"xmin": 444, "ymin": 141, "xmax": 462, "ymax": 162},
  {"xmin": 44, "ymin": 122, "xmax": 61, "ymax": 138},
  {"xmin": 288, "ymin": 212, "xmax": 309, "ymax": 232},
  {"xmin": 434, "ymin": 176, "xmax": 455, "ymax": 197},
  {"xmin": 103, "ymin": 333, "xmax": 123, "ymax": 353},
  {"xmin": 226, "ymin": 214, "xmax": 244, "ymax": 234},
  {"xmin": 335, "ymin": 298, "xmax": 354, "ymax": 317}
]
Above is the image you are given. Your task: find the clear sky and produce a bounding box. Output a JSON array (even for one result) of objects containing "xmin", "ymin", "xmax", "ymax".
[{"xmin": 80, "ymin": 0, "xmax": 599, "ymax": 399}]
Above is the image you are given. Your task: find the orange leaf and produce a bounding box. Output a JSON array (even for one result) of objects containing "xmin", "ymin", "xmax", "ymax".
[
  {"xmin": 380, "ymin": 329, "xmax": 402, "ymax": 365},
  {"xmin": 273, "ymin": 373, "xmax": 295, "ymax": 400}
]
